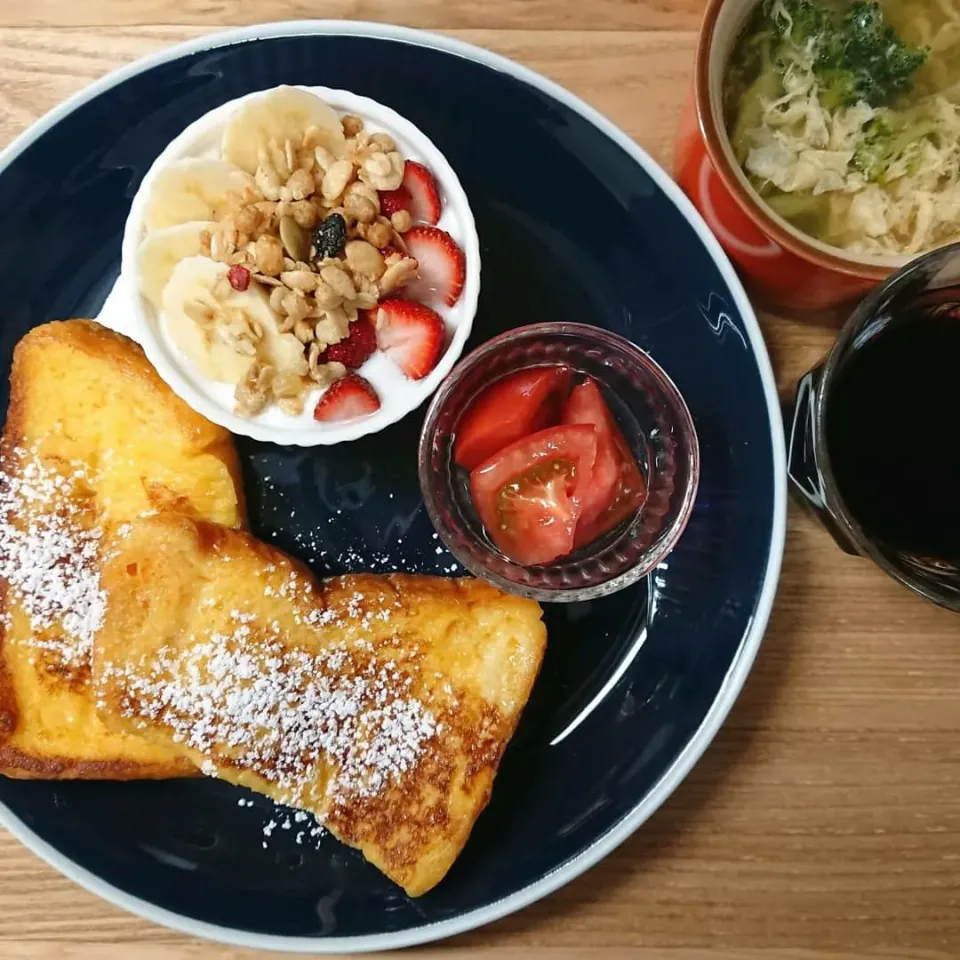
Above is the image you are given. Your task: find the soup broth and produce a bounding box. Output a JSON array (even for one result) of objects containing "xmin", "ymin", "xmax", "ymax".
[{"xmin": 724, "ymin": 0, "xmax": 960, "ymax": 257}]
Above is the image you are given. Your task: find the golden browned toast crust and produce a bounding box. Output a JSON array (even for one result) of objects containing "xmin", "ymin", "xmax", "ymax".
[
  {"xmin": 0, "ymin": 320, "xmax": 246, "ymax": 779},
  {"xmin": 6, "ymin": 320, "xmax": 241, "ymax": 454},
  {"xmin": 94, "ymin": 515, "xmax": 547, "ymax": 894}
]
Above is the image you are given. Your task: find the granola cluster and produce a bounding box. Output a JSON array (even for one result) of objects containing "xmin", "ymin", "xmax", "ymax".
[{"xmin": 199, "ymin": 114, "xmax": 420, "ymax": 416}]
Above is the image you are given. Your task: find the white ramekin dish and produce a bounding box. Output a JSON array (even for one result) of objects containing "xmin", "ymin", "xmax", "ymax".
[{"xmin": 120, "ymin": 84, "xmax": 480, "ymax": 446}]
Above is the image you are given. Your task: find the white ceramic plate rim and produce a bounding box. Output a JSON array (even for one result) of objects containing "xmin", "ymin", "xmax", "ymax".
[
  {"xmin": 121, "ymin": 84, "xmax": 480, "ymax": 445},
  {"xmin": 0, "ymin": 21, "xmax": 787, "ymax": 954}
]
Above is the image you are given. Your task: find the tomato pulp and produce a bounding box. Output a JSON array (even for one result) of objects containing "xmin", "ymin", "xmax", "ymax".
[{"xmin": 469, "ymin": 424, "xmax": 597, "ymax": 565}]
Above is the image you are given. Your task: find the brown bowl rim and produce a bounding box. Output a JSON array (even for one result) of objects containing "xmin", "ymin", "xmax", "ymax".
[{"xmin": 693, "ymin": 0, "xmax": 893, "ymax": 283}]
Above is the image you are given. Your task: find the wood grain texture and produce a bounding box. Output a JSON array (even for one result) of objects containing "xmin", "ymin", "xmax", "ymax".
[
  {"xmin": 0, "ymin": 0, "xmax": 708, "ymax": 31},
  {"xmin": 0, "ymin": 27, "xmax": 696, "ymax": 166},
  {"xmin": 0, "ymin": 13, "xmax": 958, "ymax": 960},
  {"xmin": 0, "ymin": 951, "xmax": 949, "ymax": 960}
]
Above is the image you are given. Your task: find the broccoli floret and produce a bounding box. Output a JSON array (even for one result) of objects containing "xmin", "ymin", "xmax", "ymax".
[
  {"xmin": 764, "ymin": 0, "xmax": 829, "ymax": 46},
  {"xmin": 851, "ymin": 115, "xmax": 897, "ymax": 180},
  {"xmin": 814, "ymin": 1, "xmax": 928, "ymax": 109},
  {"xmin": 852, "ymin": 112, "xmax": 938, "ymax": 181},
  {"xmin": 761, "ymin": 0, "xmax": 927, "ymax": 109}
]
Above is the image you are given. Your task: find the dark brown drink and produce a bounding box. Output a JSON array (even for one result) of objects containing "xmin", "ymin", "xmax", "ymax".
[{"xmin": 825, "ymin": 313, "xmax": 960, "ymax": 562}]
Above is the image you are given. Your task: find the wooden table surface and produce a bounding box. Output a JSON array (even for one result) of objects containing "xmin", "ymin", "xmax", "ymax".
[{"xmin": 0, "ymin": 3, "xmax": 958, "ymax": 959}]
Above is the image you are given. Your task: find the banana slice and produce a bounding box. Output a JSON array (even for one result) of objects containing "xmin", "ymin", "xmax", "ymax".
[
  {"xmin": 222, "ymin": 85, "xmax": 346, "ymax": 175},
  {"xmin": 160, "ymin": 256, "xmax": 304, "ymax": 385},
  {"xmin": 137, "ymin": 221, "xmax": 216, "ymax": 308},
  {"xmin": 142, "ymin": 159, "xmax": 255, "ymax": 232}
]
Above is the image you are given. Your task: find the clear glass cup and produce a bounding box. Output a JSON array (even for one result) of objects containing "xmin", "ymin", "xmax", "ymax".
[{"xmin": 418, "ymin": 322, "xmax": 700, "ymax": 601}]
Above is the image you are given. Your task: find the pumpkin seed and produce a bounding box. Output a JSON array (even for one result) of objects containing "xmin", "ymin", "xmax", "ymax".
[{"xmin": 279, "ymin": 215, "xmax": 311, "ymax": 263}]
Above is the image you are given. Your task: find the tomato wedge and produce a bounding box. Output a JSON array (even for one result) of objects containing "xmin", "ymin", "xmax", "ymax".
[
  {"xmin": 453, "ymin": 365, "xmax": 574, "ymax": 470},
  {"xmin": 561, "ymin": 378, "xmax": 647, "ymax": 547},
  {"xmin": 469, "ymin": 424, "xmax": 597, "ymax": 565}
]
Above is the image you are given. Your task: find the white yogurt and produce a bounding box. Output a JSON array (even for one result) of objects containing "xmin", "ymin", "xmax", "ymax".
[{"xmin": 120, "ymin": 86, "xmax": 480, "ymax": 446}]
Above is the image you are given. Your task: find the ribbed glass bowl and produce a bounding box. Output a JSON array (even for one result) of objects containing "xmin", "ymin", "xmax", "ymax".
[{"xmin": 418, "ymin": 322, "xmax": 700, "ymax": 601}]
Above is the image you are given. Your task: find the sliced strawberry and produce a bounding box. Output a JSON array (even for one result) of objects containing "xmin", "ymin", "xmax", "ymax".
[
  {"xmin": 313, "ymin": 374, "xmax": 380, "ymax": 422},
  {"xmin": 403, "ymin": 161, "xmax": 441, "ymax": 225},
  {"xmin": 318, "ymin": 314, "xmax": 377, "ymax": 369},
  {"xmin": 375, "ymin": 299, "xmax": 446, "ymax": 380},
  {"xmin": 403, "ymin": 226, "xmax": 465, "ymax": 307},
  {"xmin": 379, "ymin": 185, "xmax": 412, "ymax": 218}
]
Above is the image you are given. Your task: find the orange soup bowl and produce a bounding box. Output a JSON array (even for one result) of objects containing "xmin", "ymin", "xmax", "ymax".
[{"xmin": 674, "ymin": 0, "xmax": 903, "ymax": 312}]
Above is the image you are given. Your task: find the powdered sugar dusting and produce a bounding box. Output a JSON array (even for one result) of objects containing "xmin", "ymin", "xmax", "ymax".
[
  {"xmin": 0, "ymin": 448, "xmax": 106, "ymax": 669},
  {"xmin": 100, "ymin": 617, "xmax": 437, "ymax": 810},
  {"xmin": 235, "ymin": 794, "xmax": 328, "ymax": 849}
]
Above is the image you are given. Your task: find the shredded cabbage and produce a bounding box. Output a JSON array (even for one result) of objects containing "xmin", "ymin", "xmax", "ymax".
[{"xmin": 732, "ymin": 0, "xmax": 960, "ymax": 256}]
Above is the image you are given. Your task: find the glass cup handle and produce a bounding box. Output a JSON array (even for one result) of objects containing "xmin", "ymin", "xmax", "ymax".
[{"xmin": 784, "ymin": 365, "xmax": 859, "ymax": 556}]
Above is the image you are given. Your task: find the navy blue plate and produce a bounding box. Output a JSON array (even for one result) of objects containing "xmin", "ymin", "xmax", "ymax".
[{"xmin": 0, "ymin": 23, "xmax": 786, "ymax": 952}]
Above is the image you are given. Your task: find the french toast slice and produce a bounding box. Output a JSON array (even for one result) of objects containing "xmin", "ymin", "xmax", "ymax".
[
  {"xmin": 0, "ymin": 320, "xmax": 246, "ymax": 779},
  {"xmin": 93, "ymin": 514, "xmax": 547, "ymax": 895}
]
